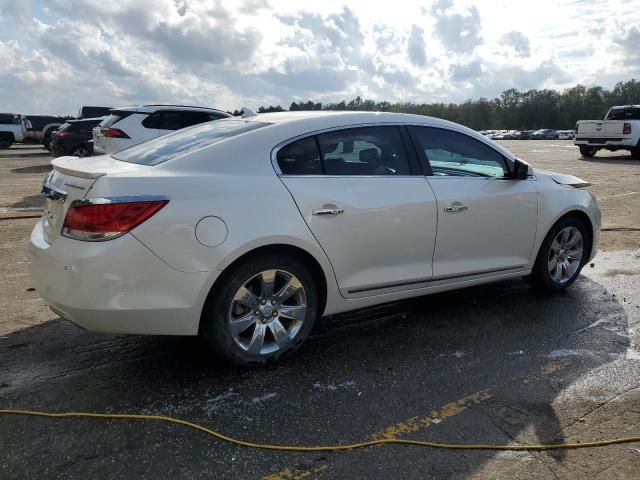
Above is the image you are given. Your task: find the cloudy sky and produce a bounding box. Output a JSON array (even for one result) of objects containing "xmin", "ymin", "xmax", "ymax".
[{"xmin": 0, "ymin": 0, "xmax": 639, "ymax": 115}]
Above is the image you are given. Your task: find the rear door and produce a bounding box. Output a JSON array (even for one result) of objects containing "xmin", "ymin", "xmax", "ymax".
[
  {"xmin": 277, "ymin": 126, "xmax": 438, "ymax": 297},
  {"xmin": 409, "ymin": 126, "xmax": 538, "ymax": 280}
]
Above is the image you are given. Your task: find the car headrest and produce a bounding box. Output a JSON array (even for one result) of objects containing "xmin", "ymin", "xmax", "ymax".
[{"xmin": 359, "ymin": 148, "xmax": 379, "ymax": 163}]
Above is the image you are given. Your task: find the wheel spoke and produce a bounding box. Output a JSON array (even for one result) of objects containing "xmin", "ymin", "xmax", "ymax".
[
  {"xmin": 562, "ymin": 260, "xmax": 571, "ymax": 280},
  {"xmin": 279, "ymin": 304, "xmax": 306, "ymax": 322},
  {"xmin": 560, "ymin": 228, "xmax": 570, "ymax": 244},
  {"xmin": 553, "ymin": 262, "xmax": 562, "ymax": 281},
  {"xmin": 551, "ymin": 239, "xmax": 561, "ymax": 254},
  {"xmin": 566, "ymin": 229, "xmax": 579, "ymax": 247},
  {"xmin": 567, "ymin": 248, "xmax": 583, "ymax": 260},
  {"xmin": 229, "ymin": 313, "xmax": 256, "ymax": 336},
  {"xmin": 549, "ymin": 256, "xmax": 558, "ymax": 271},
  {"xmin": 247, "ymin": 323, "xmax": 266, "ymax": 354},
  {"xmin": 275, "ymin": 276, "xmax": 301, "ymax": 303},
  {"xmin": 260, "ymin": 270, "xmax": 276, "ymax": 299},
  {"xmin": 269, "ymin": 319, "xmax": 290, "ymax": 348},
  {"xmin": 234, "ymin": 285, "xmax": 259, "ymax": 310}
]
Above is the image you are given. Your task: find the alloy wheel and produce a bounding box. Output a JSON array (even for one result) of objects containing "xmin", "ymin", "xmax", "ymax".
[
  {"xmin": 228, "ymin": 269, "xmax": 307, "ymax": 355},
  {"xmin": 547, "ymin": 226, "xmax": 583, "ymax": 284}
]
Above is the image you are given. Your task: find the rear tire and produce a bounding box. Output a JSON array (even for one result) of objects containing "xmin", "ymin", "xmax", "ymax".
[
  {"xmin": 631, "ymin": 147, "xmax": 640, "ymax": 160},
  {"xmin": 43, "ymin": 129, "xmax": 55, "ymax": 151},
  {"xmin": 0, "ymin": 140, "xmax": 11, "ymax": 149},
  {"xmin": 527, "ymin": 217, "xmax": 588, "ymax": 291},
  {"xmin": 200, "ymin": 254, "xmax": 319, "ymax": 366},
  {"xmin": 579, "ymin": 145, "xmax": 597, "ymax": 157},
  {"xmin": 72, "ymin": 144, "xmax": 89, "ymax": 157}
]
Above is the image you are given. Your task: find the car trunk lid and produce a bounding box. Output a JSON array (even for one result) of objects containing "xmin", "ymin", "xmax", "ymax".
[{"xmin": 41, "ymin": 155, "xmax": 149, "ymax": 243}]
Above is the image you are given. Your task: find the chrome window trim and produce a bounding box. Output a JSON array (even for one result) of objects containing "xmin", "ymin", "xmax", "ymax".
[{"xmin": 270, "ymin": 122, "xmax": 515, "ymax": 177}]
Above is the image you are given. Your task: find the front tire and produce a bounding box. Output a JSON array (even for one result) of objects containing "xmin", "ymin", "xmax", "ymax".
[
  {"xmin": 200, "ymin": 254, "xmax": 319, "ymax": 366},
  {"xmin": 527, "ymin": 217, "xmax": 588, "ymax": 291},
  {"xmin": 579, "ymin": 145, "xmax": 597, "ymax": 157}
]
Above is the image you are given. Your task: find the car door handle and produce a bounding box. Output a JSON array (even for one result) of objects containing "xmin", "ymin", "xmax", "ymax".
[
  {"xmin": 312, "ymin": 208, "xmax": 344, "ymax": 216},
  {"xmin": 444, "ymin": 205, "xmax": 468, "ymax": 213}
]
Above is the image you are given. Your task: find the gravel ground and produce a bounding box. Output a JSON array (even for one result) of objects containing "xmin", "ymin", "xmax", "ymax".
[{"xmin": 0, "ymin": 143, "xmax": 639, "ymax": 479}]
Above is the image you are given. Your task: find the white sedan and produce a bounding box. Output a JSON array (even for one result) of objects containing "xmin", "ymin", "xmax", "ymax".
[{"xmin": 29, "ymin": 111, "xmax": 601, "ymax": 366}]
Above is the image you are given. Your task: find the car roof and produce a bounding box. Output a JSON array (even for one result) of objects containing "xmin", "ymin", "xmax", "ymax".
[
  {"xmin": 244, "ymin": 110, "xmax": 464, "ymax": 128},
  {"xmin": 216, "ymin": 110, "xmax": 517, "ymax": 160},
  {"xmin": 112, "ymin": 105, "xmax": 230, "ymax": 115},
  {"xmin": 69, "ymin": 117, "xmax": 105, "ymax": 122}
]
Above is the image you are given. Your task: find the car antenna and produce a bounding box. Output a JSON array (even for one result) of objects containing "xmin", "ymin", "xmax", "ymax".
[{"xmin": 241, "ymin": 107, "xmax": 257, "ymax": 118}]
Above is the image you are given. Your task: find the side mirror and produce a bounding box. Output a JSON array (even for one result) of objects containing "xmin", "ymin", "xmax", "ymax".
[{"xmin": 511, "ymin": 157, "xmax": 531, "ymax": 180}]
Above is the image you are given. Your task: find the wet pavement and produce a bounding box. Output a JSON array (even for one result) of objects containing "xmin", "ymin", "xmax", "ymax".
[{"xmin": 1, "ymin": 250, "xmax": 639, "ymax": 479}]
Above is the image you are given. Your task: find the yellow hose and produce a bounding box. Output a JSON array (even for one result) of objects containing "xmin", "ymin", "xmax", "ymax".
[{"xmin": 1, "ymin": 409, "xmax": 639, "ymax": 452}]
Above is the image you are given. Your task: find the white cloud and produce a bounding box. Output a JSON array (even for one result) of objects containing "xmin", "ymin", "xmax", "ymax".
[{"xmin": 0, "ymin": 0, "xmax": 638, "ymax": 115}]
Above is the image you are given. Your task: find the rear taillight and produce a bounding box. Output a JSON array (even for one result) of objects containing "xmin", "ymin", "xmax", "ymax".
[
  {"xmin": 55, "ymin": 131, "xmax": 72, "ymax": 139},
  {"xmin": 623, "ymin": 123, "xmax": 631, "ymax": 135},
  {"xmin": 101, "ymin": 127, "xmax": 130, "ymax": 138},
  {"xmin": 62, "ymin": 197, "xmax": 168, "ymax": 241}
]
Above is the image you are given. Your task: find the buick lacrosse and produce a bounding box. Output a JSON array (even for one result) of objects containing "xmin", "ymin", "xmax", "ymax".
[{"xmin": 29, "ymin": 111, "xmax": 600, "ymax": 365}]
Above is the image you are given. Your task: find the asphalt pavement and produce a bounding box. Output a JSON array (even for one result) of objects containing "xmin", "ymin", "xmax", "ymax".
[{"xmin": 1, "ymin": 249, "xmax": 639, "ymax": 479}]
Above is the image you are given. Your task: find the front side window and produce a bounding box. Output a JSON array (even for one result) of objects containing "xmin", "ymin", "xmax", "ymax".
[
  {"xmin": 411, "ymin": 127, "xmax": 507, "ymax": 177},
  {"xmin": 317, "ymin": 127, "xmax": 411, "ymax": 176}
]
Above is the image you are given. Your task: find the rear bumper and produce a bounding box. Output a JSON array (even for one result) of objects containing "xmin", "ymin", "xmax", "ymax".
[
  {"xmin": 93, "ymin": 144, "xmax": 107, "ymax": 155},
  {"xmin": 574, "ymin": 137, "xmax": 635, "ymax": 147},
  {"xmin": 28, "ymin": 220, "xmax": 216, "ymax": 335}
]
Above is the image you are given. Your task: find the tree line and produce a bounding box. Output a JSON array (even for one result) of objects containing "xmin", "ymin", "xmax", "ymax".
[{"xmin": 231, "ymin": 79, "xmax": 640, "ymax": 130}]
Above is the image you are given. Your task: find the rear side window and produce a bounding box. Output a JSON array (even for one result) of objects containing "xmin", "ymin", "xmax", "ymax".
[
  {"xmin": 317, "ymin": 127, "xmax": 410, "ymax": 176},
  {"xmin": 180, "ymin": 111, "xmax": 221, "ymax": 128},
  {"xmin": 0, "ymin": 114, "xmax": 19, "ymax": 125},
  {"xmin": 276, "ymin": 126, "xmax": 412, "ymax": 176},
  {"xmin": 277, "ymin": 137, "xmax": 322, "ymax": 175},
  {"xmin": 67, "ymin": 120, "xmax": 101, "ymax": 132},
  {"xmin": 142, "ymin": 111, "xmax": 163, "ymax": 129},
  {"xmin": 102, "ymin": 111, "xmax": 134, "ymax": 128},
  {"xmin": 411, "ymin": 127, "xmax": 507, "ymax": 177},
  {"xmin": 113, "ymin": 120, "xmax": 268, "ymax": 165}
]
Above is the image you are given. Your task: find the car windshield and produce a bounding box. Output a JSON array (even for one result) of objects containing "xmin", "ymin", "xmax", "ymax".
[{"xmin": 112, "ymin": 120, "xmax": 269, "ymax": 165}]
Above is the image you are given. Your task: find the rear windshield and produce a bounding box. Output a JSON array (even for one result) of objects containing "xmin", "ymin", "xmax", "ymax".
[
  {"xmin": 113, "ymin": 120, "xmax": 269, "ymax": 165},
  {"xmin": 606, "ymin": 107, "xmax": 640, "ymax": 120},
  {"xmin": 102, "ymin": 111, "xmax": 134, "ymax": 128}
]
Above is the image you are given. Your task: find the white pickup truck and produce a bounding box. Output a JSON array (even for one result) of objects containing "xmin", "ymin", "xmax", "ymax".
[
  {"xmin": 0, "ymin": 113, "xmax": 31, "ymax": 149},
  {"xmin": 574, "ymin": 105, "xmax": 640, "ymax": 159}
]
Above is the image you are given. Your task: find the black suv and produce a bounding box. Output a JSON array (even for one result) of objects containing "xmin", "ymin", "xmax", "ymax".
[{"xmin": 50, "ymin": 118, "xmax": 103, "ymax": 157}]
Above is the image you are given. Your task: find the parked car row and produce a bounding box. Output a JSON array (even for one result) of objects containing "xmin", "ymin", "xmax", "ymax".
[
  {"xmin": 48, "ymin": 104, "xmax": 231, "ymax": 157},
  {"xmin": 478, "ymin": 129, "xmax": 575, "ymax": 140}
]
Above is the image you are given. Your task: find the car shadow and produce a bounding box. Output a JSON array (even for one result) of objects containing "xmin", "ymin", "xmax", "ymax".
[
  {"xmin": 578, "ymin": 154, "xmax": 639, "ymax": 165},
  {"xmin": 10, "ymin": 165, "xmax": 53, "ymax": 174},
  {"xmin": 0, "ymin": 275, "xmax": 630, "ymax": 479},
  {"xmin": 9, "ymin": 195, "xmax": 44, "ymax": 209}
]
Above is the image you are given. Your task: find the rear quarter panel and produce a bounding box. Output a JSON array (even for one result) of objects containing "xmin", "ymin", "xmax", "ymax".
[{"xmin": 87, "ymin": 131, "xmax": 342, "ymax": 314}]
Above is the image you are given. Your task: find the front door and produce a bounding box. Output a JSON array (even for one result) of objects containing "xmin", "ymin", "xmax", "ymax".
[
  {"xmin": 409, "ymin": 126, "xmax": 538, "ymax": 280},
  {"xmin": 276, "ymin": 126, "xmax": 438, "ymax": 297}
]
